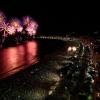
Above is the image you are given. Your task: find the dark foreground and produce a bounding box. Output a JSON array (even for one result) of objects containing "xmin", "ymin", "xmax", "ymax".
[{"xmin": 0, "ymin": 39, "xmax": 94, "ymax": 100}]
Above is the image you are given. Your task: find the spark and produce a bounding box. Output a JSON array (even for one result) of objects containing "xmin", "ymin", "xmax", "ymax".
[
  {"xmin": 0, "ymin": 21, "xmax": 9, "ymax": 44},
  {"xmin": 68, "ymin": 46, "xmax": 77, "ymax": 52},
  {"xmin": 0, "ymin": 22, "xmax": 16, "ymax": 35}
]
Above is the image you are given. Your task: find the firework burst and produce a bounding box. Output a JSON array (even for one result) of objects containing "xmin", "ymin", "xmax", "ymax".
[
  {"xmin": 25, "ymin": 20, "xmax": 38, "ymax": 35},
  {"xmin": 10, "ymin": 18, "xmax": 20, "ymax": 28},
  {"xmin": 0, "ymin": 10, "xmax": 39, "ymax": 38},
  {"xmin": 0, "ymin": 22, "xmax": 9, "ymax": 36},
  {"xmin": 9, "ymin": 18, "xmax": 23, "ymax": 33},
  {"xmin": 7, "ymin": 25, "xmax": 16, "ymax": 35},
  {"xmin": 0, "ymin": 22, "xmax": 9, "ymax": 44},
  {"xmin": 17, "ymin": 26, "xmax": 23, "ymax": 32},
  {"xmin": 0, "ymin": 11, "xmax": 6, "ymax": 24},
  {"xmin": 23, "ymin": 16, "xmax": 32, "ymax": 26}
]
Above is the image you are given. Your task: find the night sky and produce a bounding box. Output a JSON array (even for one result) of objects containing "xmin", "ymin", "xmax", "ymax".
[{"xmin": 0, "ymin": 0, "xmax": 100, "ymax": 35}]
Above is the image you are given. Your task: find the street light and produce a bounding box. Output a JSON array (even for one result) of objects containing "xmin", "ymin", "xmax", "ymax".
[{"xmin": 68, "ymin": 46, "xmax": 77, "ymax": 52}]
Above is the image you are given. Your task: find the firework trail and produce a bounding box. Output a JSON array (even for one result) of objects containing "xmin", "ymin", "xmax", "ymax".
[{"xmin": 23, "ymin": 16, "xmax": 32, "ymax": 26}]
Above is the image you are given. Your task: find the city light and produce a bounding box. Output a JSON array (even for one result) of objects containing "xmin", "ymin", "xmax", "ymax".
[
  {"xmin": 68, "ymin": 47, "xmax": 72, "ymax": 51},
  {"xmin": 72, "ymin": 46, "xmax": 77, "ymax": 51},
  {"xmin": 68, "ymin": 46, "xmax": 77, "ymax": 52}
]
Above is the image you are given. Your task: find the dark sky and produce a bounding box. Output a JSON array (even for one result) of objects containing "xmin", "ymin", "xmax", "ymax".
[{"xmin": 0, "ymin": 1, "xmax": 100, "ymax": 35}]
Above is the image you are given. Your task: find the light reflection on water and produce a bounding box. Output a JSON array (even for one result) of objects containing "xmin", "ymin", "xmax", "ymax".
[{"xmin": 0, "ymin": 41, "xmax": 38, "ymax": 78}]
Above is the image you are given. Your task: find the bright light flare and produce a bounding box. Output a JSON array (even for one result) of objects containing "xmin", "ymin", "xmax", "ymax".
[
  {"xmin": 68, "ymin": 46, "xmax": 77, "ymax": 52},
  {"xmin": 68, "ymin": 47, "xmax": 72, "ymax": 51},
  {"xmin": 72, "ymin": 46, "xmax": 77, "ymax": 51},
  {"xmin": 10, "ymin": 18, "xmax": 20, "ymax": 28}
]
